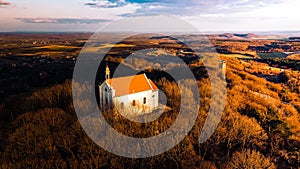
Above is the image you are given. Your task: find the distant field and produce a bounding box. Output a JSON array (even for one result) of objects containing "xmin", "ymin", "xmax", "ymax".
[
  {"xmin": 81, "ymin": 44, "xmax": 136, "ymax": 53},
  {"xmin": 257, "ymin": 52, "xmax": 288, "ymax": 59},
  {"xmin": 0, "ymin": 45, "xmax": 81, "ymax": 57},
  {"xmin": 287, "ymin": 53, "xmax": 300, "ymax": 60},
  {"xmin": 99, "ymin": 43, "xmax": 136, "ymax": 48},
  {"xmin": 15, "ymin": 52, "xmax": 66, "ymax": 57},
  {"xmin": 222, "ymin": 54, "xmax": 253, "ymax": 59},
  {"xmin": 33, "ymin": 45, "xmax": 80, "ymax": 50}
]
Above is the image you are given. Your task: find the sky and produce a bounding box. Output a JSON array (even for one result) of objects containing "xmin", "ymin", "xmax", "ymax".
[{"xmin": 0, "ymin": 0, "xmax": 300, "ymax": 32}]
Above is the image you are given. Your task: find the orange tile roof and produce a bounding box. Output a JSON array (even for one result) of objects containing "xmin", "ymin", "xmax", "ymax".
[
  {"xmin": 106, "ymin": 73, "xmax": 158, "ymax": 97},
  {"xmin": 149, "ymin": 79, "xmax": 158, "ymax": 90}
]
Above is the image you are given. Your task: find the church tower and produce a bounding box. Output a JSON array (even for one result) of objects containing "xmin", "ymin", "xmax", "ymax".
[{"xmin": 105, "ymin": 65, "xmax": 110, "ymax": 80}]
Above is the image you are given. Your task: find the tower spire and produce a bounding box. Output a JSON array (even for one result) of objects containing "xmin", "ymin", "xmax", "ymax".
[{"xmin": 105, "ymin": 64, "xmax": 110, "ymax": 80}]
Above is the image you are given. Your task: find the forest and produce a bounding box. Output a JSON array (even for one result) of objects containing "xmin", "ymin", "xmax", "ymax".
[
  {"xmin": 0, "ymin": 33, "xmax": 300, "ymax": 168},
  {"xmin": 0, "ymin": 56, "xmax": 299, "ymax": 168}
]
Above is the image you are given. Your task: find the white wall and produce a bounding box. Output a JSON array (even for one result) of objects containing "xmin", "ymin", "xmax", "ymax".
[
  {"xmin": 114, "ymin": 90, "xmax": 158, "ymax": 115},
  {"xmin": 152, "ymin": 90, "xmax": 159, "ymax": 108}
]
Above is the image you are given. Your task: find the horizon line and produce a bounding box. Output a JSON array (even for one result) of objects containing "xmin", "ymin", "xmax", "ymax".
[{"xmin": 0, "ymin": 30, "xmax": 300, "ymax": 35}]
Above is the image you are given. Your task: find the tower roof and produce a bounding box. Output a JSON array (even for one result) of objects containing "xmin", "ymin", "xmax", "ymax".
[{"xmin": 106, "ymin": 73, "xmax": 158, "ymax": 97}]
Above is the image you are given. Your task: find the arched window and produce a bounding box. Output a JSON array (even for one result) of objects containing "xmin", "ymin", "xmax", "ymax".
[
  {"xmin": 143, "ymin": 97, "xmax": 147, "ymax": 104},
  {"xmin": 120, "ymin": 102, "xmax": 124, "ymax": 109},
  {"xmin": 132, "ymin": 100, "xmax": 136, "ymax": 106}
]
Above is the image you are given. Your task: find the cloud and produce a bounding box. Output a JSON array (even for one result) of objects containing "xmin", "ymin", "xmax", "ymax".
[
  {"xmin": 148, "ymin": 5, "xmax": 166, "ymax": 9},
  {"xmin": 83, "ymin": 0, "xmax": 287, "ymax": 23},
  {"xmin": 126, "ymin": 0, "xmax": 160, "ymax": 3},
  {"xmin": 15, "ymin": 18, "xmax": 111, "ymax": 24},
  {"xmin": 85, "ymin": 0, "xmax": 128, "ymax": 8},
  {"xmin": 0, "ymin": 0, "xmax": 11, "ymax": 6},
  {"xmin": 88, "ymin": 0, "xmax": 285, "ymax": 16}
]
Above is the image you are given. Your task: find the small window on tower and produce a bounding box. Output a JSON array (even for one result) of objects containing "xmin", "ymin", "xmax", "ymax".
[
  {"xmin": 132, "ymin": 100, "xmax": 136, "ymax": 106},
  {"xmin": 143, "ymin": 97, "xmax": 147, "ymax": 104}
]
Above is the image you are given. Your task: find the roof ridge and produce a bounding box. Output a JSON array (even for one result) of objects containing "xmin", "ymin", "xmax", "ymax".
[
  {"xmin": 144, "ymin": 73, "xmax": 153, "ymax": 90},
  {"xmin": 149, "ymin": 79, "xmax": 159, "ymax": 91}
]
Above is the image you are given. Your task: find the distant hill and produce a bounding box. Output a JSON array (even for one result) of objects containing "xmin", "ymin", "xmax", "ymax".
[
  {"xmin": 210, "ymin": 33, "xmax": 285, "ymax": 40},
  {"xmin": 233, "ymin": 33, "xmax": 257, "ymax": 38},
  {"xmin": 289, "ymin": 37, "xmax": 300, "ymax": 41}
]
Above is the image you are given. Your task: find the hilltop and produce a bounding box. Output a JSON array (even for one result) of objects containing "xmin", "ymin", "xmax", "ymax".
[{"xmin": 0, "ymin": 33, "xmax": 299, "ymax": 168}]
